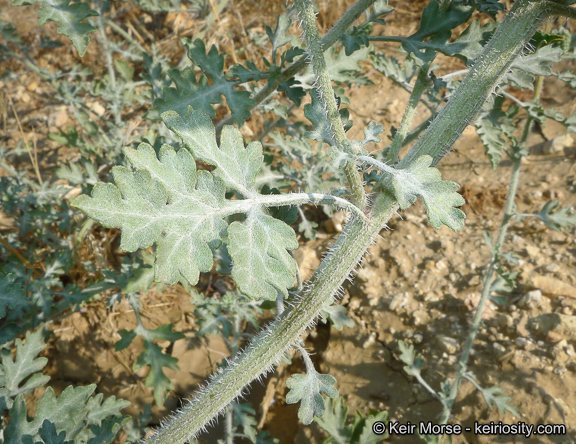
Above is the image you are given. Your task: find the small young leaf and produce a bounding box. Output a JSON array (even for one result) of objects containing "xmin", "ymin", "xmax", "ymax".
[
  {"xmin": 11, "ymin": 0, "xmax": 98, "ymax": 56},
  {"xmin": 320, "ymin": 304, "xmax": 354, "ymax": 331},
  {"xmin": 134, "ymin": 342, "xmax": 179, "ymax": 407},
  {"xmin": 340, "ymin": 26, "xmax": 370, "ymax": 56},
  {"xmin": 529, "ymin": 200, "xmax": 576, "ymax": 232},
  {"xmin": 398, "ymin": 340, "xmax": 424, "ymax": 377},
  {"xmin": 361, "ymin": 121, "xmax": 384, "ymax": 146},
  {"xmin": 477, "ymin": 385, "xmax": 520, "ymax": 417},
  {"xmin": 73, "ymin": 111, "xmax": 300, "ymax": 299},
  {"xmin": 390, "ymin": 156, "xmax": 466, "ymax": 231},
  {"xmin": 286, "ymin": 370, "xmax": 339, "ymax": 425},
  {"xmin": 367, "ymin": 0, "xmax": 394, "ymax": 25},
  {"xmin": 475, "ymin": 96, "xmax": 519, "ymax": 169},
  {"xmin": 231, "ymin": 403, "xmax": 259, "ymax": 442},
  {"xmin": 266, "ymin": 13, "xmax": 294, "ymax": 55},
  {"xmin": 360, "ymin": 155, "xmax": 466, "ymax": 231}
]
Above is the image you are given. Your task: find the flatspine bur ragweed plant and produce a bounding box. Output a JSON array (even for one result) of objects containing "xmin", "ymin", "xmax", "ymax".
[{"xmin": 2, "ymin": 0, "xmax": 576, "ymax": 442}]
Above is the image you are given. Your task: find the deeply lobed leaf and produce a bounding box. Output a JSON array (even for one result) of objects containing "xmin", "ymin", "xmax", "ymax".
[
  {"xmin": 148, "ymin": 39, "xmax": 254, "ymax": 124},
  {"xmin": 0, "ymin": 328, "xmax": 50, "ymax": 412},
  {"xmin": 11, "ymin": 0, "xmax": 98, "ymax": 56},
  {"xmin": 390, "ymin": 156, "xmax": 466, "ymax": 231},
  {"xmin": 286, "ymin": 369, "xmax": 339, "ymax": 425},
  {"xmin": 73, "ymin": 110, "xmax": 299, "ymax": 300}
]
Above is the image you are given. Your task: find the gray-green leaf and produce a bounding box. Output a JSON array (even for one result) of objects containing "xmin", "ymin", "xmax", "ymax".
[
  {"xmin": 229, "ymin": 212, "xmax": 298, "ymax": 301},
  {"xmin": 390, "ymin": 156, "xmax": 465, "ymax": 231},
  {"xmin": 73, "ymin": 110, "xmax": 298, "ymax": 299},
  {"xmin": 0, "ymin": 328, "xmax": 50, "ymax": 411},
  {"xmin": 162, "ymin": 109, "xmax": 262, "ymax": 195},
  {"xmin": 285, "ymin": 370, "xmax": 339, "ymax": 425}
]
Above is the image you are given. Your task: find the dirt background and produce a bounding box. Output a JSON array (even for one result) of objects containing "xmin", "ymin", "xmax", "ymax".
[{"xmin": 1, "ymin": 0, "xmax": 576, "ymax": 443}]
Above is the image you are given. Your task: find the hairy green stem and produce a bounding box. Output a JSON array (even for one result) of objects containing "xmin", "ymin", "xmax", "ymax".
[
  {"xmin": 294, "ymin": 0, "xmax": 367, "ymax": 210},
  {"xmin": 145, "ymin": 1, "xmax": 559, "ymax": 441},
  {"xmin": 400, "ymin": 0, "xmax": 550, "ymax": 168},
  {"xmin": 216, "ymin": 0, "xmax": 378, "ymax": 131},
  {"xmin": 386, "ymin": 63, "xmax": 431, "ymax": 164},
  {"xmin": 545, "ymin": 3, "xmax": 576, "ymax": 19},
  {"xmin": 146, "ymin": 199, "xmax": 397, "ymax": 444}
]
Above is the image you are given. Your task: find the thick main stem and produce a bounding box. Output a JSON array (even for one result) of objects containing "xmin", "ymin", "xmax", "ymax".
[
  {"xmin": 400, "ymin": 0, "xmax": 549, "ymax": 168},
  {"xmin": 146, "ymin": 200, "xmax": 397, "ymax": 444},
  {"xmin": 146, "ymin": 1, "xmax": 557, "ymax": 441}
]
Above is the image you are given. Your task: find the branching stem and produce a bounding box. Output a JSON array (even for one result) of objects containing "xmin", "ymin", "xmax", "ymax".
[
  {"xmin": 400, "ymin": 0, "xmax": 549, "ymax": 167},
  {"xmin": 216, "ymin": 0, "xmax": 378, "ymax": 131},
  {"xmin": 293, "ymin": 0, "xmax": 367, "ymax": 210},
  {"xmin": 145, "ymin": 1, "xmax": 558, "ymax": 441}
]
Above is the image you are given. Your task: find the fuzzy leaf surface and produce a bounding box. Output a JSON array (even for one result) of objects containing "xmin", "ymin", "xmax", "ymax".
[
  {"xmin": 530, "ymin": 200, "xmax": 576, "ymax": 232},
  {"xmin": 362, "ymin": 155, "xmax": 465, "ymax": 231},
  {"xmin": 162, "ymin": 110, "xmax": 262, "ymax": 195},
  {"xmin": 314, "ymin": 397, "xmax": 350, "ymax": 442},
  {"xmin": 5, "ymin": 385, "xmax": 95, "ymax": 440},
  {"xmin": 398, "ymin": 340, "xmax": 424, "ymax": 377},
  {"xmin": 73, "ymin": 143, "xmax": 227, "ymax": 287},
  {"xmin": 475, "ymin": 96, "xmax": 519, "ymax": 169},
  {"xmin": 228, "ymin": 212, "xmax": 298, "ymax": 301},
  {"xmin": 320, "ymin": 304, "xmax": 354, "ymax": 331},
  {"xmin": 11, "ymin": 0, "xmax": 98, "ymax": 56},
  {"xmin": 390, "ymin": 156, "xmax": 465, "ymax": 231},
  {"xmin": 285, "ymin": 369, "xmax": 339, "ymax": 425},
  {"xmin": 73, "ymin": 110, "xmax": 298, "ymax": 299},
  {"xmin": 315, "ymin": 397, "xmax": 389, "ymax": 444},
  {"xmin": 505, "ymin": 46, "xmax": 564, "ymax": 89}
]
